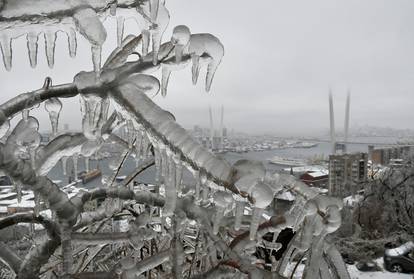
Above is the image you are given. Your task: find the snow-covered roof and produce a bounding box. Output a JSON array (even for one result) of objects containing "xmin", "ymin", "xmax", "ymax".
[
  {"xmin": 306, "ymin": 170, "xmax": 329, "ymax": 178},
  {"xmin": 343, "ymin": 194, "xmax": 364, "ymax": 207},
  {"xmin": 283, "ymin": 165, "xmax": 329, "ymax": 175},
  {"xmin": 276, "ymin": 191, "xmax": 296, "ymax": 201}
]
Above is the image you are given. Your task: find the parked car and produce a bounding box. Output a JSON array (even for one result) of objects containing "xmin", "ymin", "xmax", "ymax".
[
  {"xmin": 384, "ymin": 241, "xmax": 414, "ymax": 273},
  {"xmin": 356, "ymin": 261, "xmax": 381, "ymax": 272}
]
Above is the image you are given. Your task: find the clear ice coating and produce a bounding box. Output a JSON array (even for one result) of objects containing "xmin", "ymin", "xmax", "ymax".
[
  {"xmin": 44, "ymin": 97, "xmax": 62, "ymax": 136},
  {"xmin": 44, "ymin": 30, "xmax": 57, "ymax": 68},
  {"xmin": 11, "ymin": 117, "xmax": 41, "ymax": 168},
  {"xmin": 168, "ymin": 26, "xmax": 224, "ymax": 92},
  {"xmin": 72, "ymin": 7, "xmax": 107, "ymax": 73},
  {"xmin": 0, "ymin": 118, "xmax": 10, "ymax": 139},
  {"xmin": 114, "ymin": 0, "xmax": 170, "ymax": 64},
  {"xmin": 249, "ymin": 181, "xmax": 274, "ymax": 240},
  {"xmin": 75, "ymin": 72, "xmax": 110, "ymax": 140},
  {"xmin": 171, "ymin": 25, "xmax": 191, "ymax": 63},
  {"xmin": 188, "ymin": 34, "xmax": 224, "ymax": 91},
  {"xmin": 61, "ymin": 156, "xmax": 68, "ymax": 176},
  {"xmin": 26, "ymin": 31, "xmax": 39, "ymax": 68},
  {"xmin": 212, "ymin": 191, "xmax": 233, "ymax": 235},
  {"xmin": 162, "ymin": 155, "xmax": 177, "ymax": 217},
  {"xmin": 0, "ymin": 34, "xmax": 12, "ymax": 71},
  {"xmin": 72, "ymin": 153, "xmax": 79, "ymax": 180},
  {"xmin": 0, "ymin": 1, "xmax": 351, "ymax": 277}
]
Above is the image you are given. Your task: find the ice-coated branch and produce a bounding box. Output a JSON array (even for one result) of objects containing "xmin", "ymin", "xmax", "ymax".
[
  {"xmin": 121, "ymin": 157, "xmax": 155, "ymax": 186},
  {"xmin": 0, "ymin": 83, "xmax": 77, "ymax": 126},
  {"xmin": 71, "ymin": 185, "xmax": 164, "ymax": 211},
  {"xmin": 36, "ymin": 133, "xmax": 87, "ymax": 175},
  {"xmin": 0, "ymin": 242, "xmax": 22, "ymax": 275},
  {"xmin": 71, "ymin": 228, "xmax": 156, "ymax": 244},
  {"xmin": 0, "ymin": 212, "xmax": 59, "ymax": 238},
  {"xmin": 0, "ymin": 143, "xmax": 78, "ymax": 225},
  {"xmin": 18, "ymin": 237, "xmax": 61, "ymax": 279},
  {"xmin": 189, "ymin": 265, "xmax": 238, "ymax": 279},
  {"xmin": 121, "ymin": 249, "xmax": 171, "ymax": 278}
]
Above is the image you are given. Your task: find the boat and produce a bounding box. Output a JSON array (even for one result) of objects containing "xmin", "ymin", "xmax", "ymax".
[
  {"xmin": 268, "ymin": 156, "xmax": 306, "ymax": 167},
  {"xmin": 292, "ymin": 142, "xmax": 319, "ymax": 149},
  {"xmin": 80, "ymin": 169, "xmax": 102, "ymax": 184}
]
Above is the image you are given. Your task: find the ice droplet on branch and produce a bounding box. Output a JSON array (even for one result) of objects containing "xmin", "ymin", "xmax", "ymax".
[{"xmin": 249, "ymin": 182, "xmax": 274, "ymax": 240}]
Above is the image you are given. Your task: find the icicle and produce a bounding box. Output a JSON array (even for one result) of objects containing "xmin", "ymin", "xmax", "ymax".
[
  {"xmin": 61, "ymin": 156, "xmax": 68, "ymax": 176},
  {"xmin": 44, "ymin": 31, "xmax": 57, "ymax": 68},
  {"xmin": 15, "ymin": 182, "xmax": 22, "ymax": 203},
  {"xmin": 199, "ymin": 172, "xmax": 209, "ymax": 203},
  {"xmin": 85, "ymin": 157, "xmax": 90, "ymax": 172},
  {"xmin": 194, "ymin": 170, "xmax": 201, "ymax": 200},
  {"xmin": 202, "ymin": 186, "xmax": 209, "ymax": 204},
  {"xmin": 126, "ymin": 120, "xmax": 135, "ymax": 149},
  {"xmin": 212, "ymin": 191, "xmax": 233, "ymax": 235},
  {"xmin": 44, "ymin": 97, "xmax": 62, "ymax": 136},
  {"xmin": 134, "ymin": 129, "xmax": 143, "ymax": 160},
  {"xmin": 91, "ymin": 44, "xmax": 101, "ymax": 73},
  {"xmin": 140, "ymin": 134, "xmax": 149, "ymax": 159},
  {"xmin": 76, "ymin": 74, "xmax": 110, "ymax": 141},
  {"xmin": 149, "ymin": 0, "xmax": 160, "ymax": 21},
  {"xmin": 162, "ymin": 156, "xmax": 177, "ymax": 216},
  {"xmin": 116, "ymin": 16, "xmax": 125, "ymax": 47},
  {"xmin": 15, "ymin": 128, "xmax": 40, "ymax": 168},
  {"xmin": 234, "ymin": 201, "xmax": 245, "ymax": 231},
  {"xmin": 161, "ymin": 148, "xmax": 168, "ymax": 178},
  {"xmin": 191, "ymin": 54, "xmax": 200, "ymax": 84},
  {"xmin": 188, "ymin": 34, "xmax": 224, "ymax": 92},
  {"xmin": 161, "ymin": 67, "xmax": 171, "ymax": 97},
  {"xmin": 0, "ymin": 35, "xmax": 12, "ymax": 71},
  {"xmin": 154, "ymin": 147, "xmax": 162, "ymax": 189},
  {"xmin": 142, "ymin": 30, "xmax": 150, "ymax": 57},
  {"xmin": 27, "ymin": 32, "xmax": 39, "ymax": 68},
  {"xmin": 175, "ymin": 159, "xmax": 183, "ymax": 195},
  {"xmin": 73, "ymin": 7, "xmax": 106, "ymax": 71},
  {"xmin": 34, "ymin": 192, "xmax": 41, "ymax": 216},
  {"xmin": 67, "ymin": 28, "xmax": 77, "ymax": 58},
  {"xmin": 249, "ymin": 182, "xmax": 274, "ymax": 240},
  {"xmin": 0, "ymin": 119, "xmax": 10, "ymax": 139},
  {"xmin": 72, "ymin": 154, "xmax": 79, "ymax": 181}
]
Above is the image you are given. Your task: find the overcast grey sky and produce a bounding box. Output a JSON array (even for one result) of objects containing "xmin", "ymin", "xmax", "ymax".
[{"xmin": 1, "ymin": 0, "xmax": 414, "ymax": 136}]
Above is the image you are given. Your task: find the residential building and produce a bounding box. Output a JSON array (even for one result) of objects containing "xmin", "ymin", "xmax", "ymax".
[{"xmin": 328, "ymin": 152, "xmax": 368, "ymax": 197}]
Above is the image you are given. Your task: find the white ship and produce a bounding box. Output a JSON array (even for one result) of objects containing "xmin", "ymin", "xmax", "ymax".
[
  {"xmin": 292, "ymin": 142, "xmax": 319, "ymax": 148},
  {"xmin": 268, "ymin": 156, "xmax": 306, "ymax": 167}
]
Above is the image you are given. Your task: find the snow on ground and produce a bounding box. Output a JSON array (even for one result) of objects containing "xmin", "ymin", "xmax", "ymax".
[
  {"xmin": 286, "ymin": 258, "xmax": 413, "ymax": 279},
  {"xmin": 347, "ymin": 258, "xmax": 413, "ymax": 279}
]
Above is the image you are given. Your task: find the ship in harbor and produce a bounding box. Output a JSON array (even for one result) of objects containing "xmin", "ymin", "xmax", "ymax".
[
  {"xmin": 268, "ymin": 156, "xmax": 306, "ymax": 167},
  {"xmin": 292, "ymin": 142, "xmax": 319, "ymax": 148}
]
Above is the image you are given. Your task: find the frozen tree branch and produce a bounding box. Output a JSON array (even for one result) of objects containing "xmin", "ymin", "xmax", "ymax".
[
  {"xmin": 0, "ymin": 242, "xmax": 22, "ymax": 275},
  {"xmin": 71, "ymin": 228, "xmax": 156, "ymax": 244}
]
